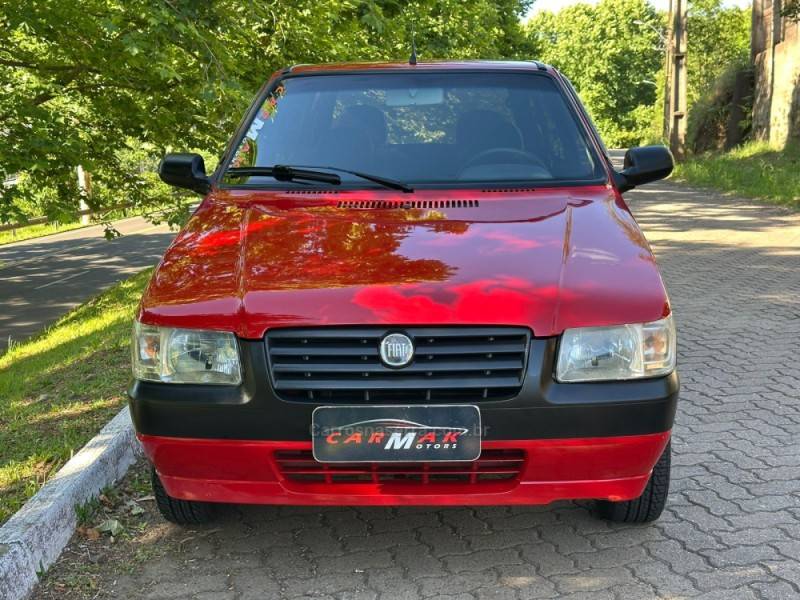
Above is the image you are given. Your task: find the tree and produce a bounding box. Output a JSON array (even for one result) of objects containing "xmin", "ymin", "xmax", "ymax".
[
  {"xmin": 0, "ymin": 0, "xmax": 532, "ymax": 229},
  {"xmin": 650, "ymin": 0, "xmax": 751, "ymax": 150},
  {"xmin": 685, "ymin": 0, "xmax": 751, "ymax": 107},
  {"xmin": 525, "ymin": 0, "xmax": 663, "ymax": 147},
  {"xmin": 0, "ymin": 1, "xmax": 253, "ymax": 228}
]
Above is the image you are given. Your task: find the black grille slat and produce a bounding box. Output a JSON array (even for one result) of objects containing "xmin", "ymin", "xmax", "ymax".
[
  {"xmin": 268, "ymin": 328, "xmax": 386, "ymax": 339},
  {"xmin": 272, "ymin": 376, "xmax": 523, "ymax": 391},
  {"xmin": 412, "ymin": 343, "xmax": 525, "ymax": 355},
  {"xmin": 270, "ymin": 342, "xmax": 524, "ymax": 357},
  {"xmin": 272, "ymin": 359, "xmax": 523, "ymax": 374},
  {"xmin": 270, "ymin": 346, "xmax": 380, "ymax": 357},
  {"xmin": 268, "ymin": 326, "xmax": 519, "ymax": 339},
  {"xmin": 266, "ymin": 327, "xmax": 530, "ymax": 403}
]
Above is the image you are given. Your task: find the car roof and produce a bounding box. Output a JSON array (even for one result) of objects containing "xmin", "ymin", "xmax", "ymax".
[{"xmin": 284, "ymin": 60, "xmax": 556, "ymax": 75}]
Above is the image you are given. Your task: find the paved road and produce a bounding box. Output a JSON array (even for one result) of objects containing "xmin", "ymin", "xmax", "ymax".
[
  {"xmin": 36, "ymin": 177, "xmax": 800, "ymax": 599},
  {"xmin": 0, "ymin": 217, "xmax": 175, "ymax": 351}
]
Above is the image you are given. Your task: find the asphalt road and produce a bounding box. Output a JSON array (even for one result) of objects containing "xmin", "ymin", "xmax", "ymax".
[
  {"xmin": 0, "ymin": 216, "xmax": 175, "ymax": 352},
  {"xmin": 608, "ymin": 147, "xmax": 625, "ymax": 167}
]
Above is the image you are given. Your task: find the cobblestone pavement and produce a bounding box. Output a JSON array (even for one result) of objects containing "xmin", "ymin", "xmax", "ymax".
[{"xmin": 35, "ymin": 181, "xmax": 800, "ymax": 599}]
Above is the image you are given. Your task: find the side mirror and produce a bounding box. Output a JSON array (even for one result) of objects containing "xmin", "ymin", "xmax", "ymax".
[
  {"xmin": 615, "ymin": 145, "xmax": 674, "ymax": 193},
  {"xmin": 158, "ymin": 153, "xmax": 211, "ymax": 195}
]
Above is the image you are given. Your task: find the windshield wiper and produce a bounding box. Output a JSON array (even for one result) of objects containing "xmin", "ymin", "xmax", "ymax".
[
  {"xmin": 226, "ymin": 165, "xmax": 341, "ymax": 185},
  {"xmin": 226, "ymin": 164, "xmax": 413, "ymax": 193},
  {"xmin": 293, "ymin": 165, "xmax": 414, "ymax": 193}
]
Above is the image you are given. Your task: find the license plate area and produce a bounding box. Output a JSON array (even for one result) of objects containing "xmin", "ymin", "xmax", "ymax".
[{"xmin": 312, "ymin": 405, "xmax": 481, "ymax": 463}]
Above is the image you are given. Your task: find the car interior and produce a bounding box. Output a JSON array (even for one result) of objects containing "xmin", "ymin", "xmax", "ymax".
[{"xmin": 240, "ymin": 73, "xmax": 601, "ymax": 184}]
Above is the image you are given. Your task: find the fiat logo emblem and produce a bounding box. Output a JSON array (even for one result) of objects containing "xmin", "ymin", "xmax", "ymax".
[{"xmin": 380, "ymin": 333, "xmax": 414, "ymax": 368}]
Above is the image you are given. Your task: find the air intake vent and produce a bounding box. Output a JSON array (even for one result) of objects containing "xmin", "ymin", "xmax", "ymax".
[
  {"xmin": 336, "ymin": 199, "xmax": 479, "ymax": 210},
  {"xmin": 284, "ymin": 190, "xmax": 340, "ymax": 195},
  {"xmin": 266, "ymin": 326, "xmax": 530, "ymax": 403},
  {"xmin": 480, "ymin": 188, "xmax": 537, "ymax": 193},
  {"xmin": 275, "ymin": 449, "xmax": 526, "ymax": 485}
]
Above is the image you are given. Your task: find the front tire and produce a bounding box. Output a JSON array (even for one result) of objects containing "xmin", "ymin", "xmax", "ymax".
[
  {"xmin": 595, "ymin": 441, "xmax": 671, "ymax": 523},
  {"xmin": 152, "ymin": 467, "xmax": 216, "ymax": 525}
]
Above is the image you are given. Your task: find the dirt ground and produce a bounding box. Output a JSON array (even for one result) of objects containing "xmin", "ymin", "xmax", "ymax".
[{"xmin": 33, "ymin": 458, "xmax": 221, "ymax": 599}]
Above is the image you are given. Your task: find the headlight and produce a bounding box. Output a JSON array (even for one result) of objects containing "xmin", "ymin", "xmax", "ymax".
[
  {"xmin": 132, "ymin": 322, "xmax": 242, "ymax": 385},
  {"xmin": 556, "ymin": 315, "xmax": 676, "ymax": 382}
]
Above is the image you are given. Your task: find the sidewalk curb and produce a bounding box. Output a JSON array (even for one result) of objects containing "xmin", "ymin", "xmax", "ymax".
[{"xmin": 0, "ymin": 407, "xmax": 141, "ymax": 600}]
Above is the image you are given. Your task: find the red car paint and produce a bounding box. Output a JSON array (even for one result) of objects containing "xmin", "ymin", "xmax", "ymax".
[
  {"xmin": 139, "ymin": 186, "xmax": 669, "ymax": 338},
  {"xmin": 136, "ymin": 61, "xmax": 676, "ymax": 509},
  {"xmin": 140, "ymin": 432, "xmax": 670, "ymax": 506}
]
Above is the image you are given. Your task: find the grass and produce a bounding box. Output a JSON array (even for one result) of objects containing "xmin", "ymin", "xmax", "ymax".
[
  {"xmin": 0, "ymin": 269, "xmax": 151, "ymax": 525},
  {"xmin": 674, "ymin": 141, "xmax": 800, "ymax": 209},
  {"xmin": 0, "ymin": 204, "xmax": 171, "ymax": 247},
  {"xmin": 0, "ymin": 221, "xmax": 88, "ymax": 246}
]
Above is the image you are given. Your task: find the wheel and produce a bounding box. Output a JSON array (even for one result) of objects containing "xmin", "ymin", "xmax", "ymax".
[
  {"xmin": 151, "ymin": 467, "xmax": 216, "ymax": 525},
  {"xmin": 595, "ymin": 441, "xmax": 671, "ymax": 523}
]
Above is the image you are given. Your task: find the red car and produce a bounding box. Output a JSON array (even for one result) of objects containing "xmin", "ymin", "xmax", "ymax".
[{"xmin": 132, "ymin": 60, "xmax": 678, "ymax": 525}]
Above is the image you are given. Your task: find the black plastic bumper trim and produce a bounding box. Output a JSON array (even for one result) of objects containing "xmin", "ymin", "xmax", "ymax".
[{"xmin": 129, "ymin": 338, "xmax": 678, "ymax": 441}]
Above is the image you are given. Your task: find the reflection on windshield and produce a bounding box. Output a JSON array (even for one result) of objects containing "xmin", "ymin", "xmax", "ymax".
[{"xmin": 224, "ymin": 73, "xmax": 603, "ymax": 186}]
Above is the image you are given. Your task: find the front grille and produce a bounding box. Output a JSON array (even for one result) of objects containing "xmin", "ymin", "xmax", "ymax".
[
  {"xmin": 274, "ymin": 449, "xmax": 525, "ymax": 484},
  {"xmin": 266, "ymin": 327, "xmax": 530, "ymax": 403}
]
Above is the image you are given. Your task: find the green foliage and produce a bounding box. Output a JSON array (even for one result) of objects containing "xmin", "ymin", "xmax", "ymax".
[
  {"xmin": 648, "ymin": 0, "xmax": 751, "ymax": 149},
  {"xmin": 526, "ymin": 0, "xmax": 663, "ymax": 147},
  {"xmin": 0, "ymin": 220, "xmax": 87, "ymax": 247},
  {"xmin": 0, "ymin": 0, "xmax": 531, "ymax": 226},
  {"xmin": 525, "ymin": 0, "xmax": 751, "ymax": 150},
  {"xmin": 674, "ymin": 141, "xmax": 800, "ymax": 208},
  {"xmin": 685, "ymin": 0, "xmax": 751, "ymax": 108},
  {"xmin": 680, "ymin": 0, "xmax": 752, "ymax": 155},
  {"xmin": 75, "ymin": 496, "xmax": 102, "ymax": 527},
  {"xmin": 686, "ymin": 59, "xmax": 753, "ymax": 153}
]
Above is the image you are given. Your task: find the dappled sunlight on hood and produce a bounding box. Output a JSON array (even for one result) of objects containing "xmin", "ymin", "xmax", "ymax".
[{"xmin": 141, "ymin": 188, "xmax": 670, "ymax": 337}]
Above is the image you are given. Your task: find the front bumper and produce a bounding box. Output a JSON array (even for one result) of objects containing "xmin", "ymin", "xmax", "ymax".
[
  {"xmin": 141, "ymin": 432, "xmax": 671, "ymax": 506},
  {"xmin": 131, "ymin": 336, "xmax": 678, "ymax": 505}
]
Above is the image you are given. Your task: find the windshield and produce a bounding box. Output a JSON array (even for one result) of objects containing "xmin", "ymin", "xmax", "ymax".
[{"xmin": 223, "ymin": 72, "xmax": 605, "ymax": 187}]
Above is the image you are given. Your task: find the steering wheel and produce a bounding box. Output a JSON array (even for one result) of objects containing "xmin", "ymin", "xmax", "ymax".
[{"xmin": 459, "ymin": 148, "xmax": 549, "ymax": 175}]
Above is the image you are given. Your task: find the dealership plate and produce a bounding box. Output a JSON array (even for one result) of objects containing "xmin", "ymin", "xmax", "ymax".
[{"xmin": 312, "ymin": 405, "xmax": 481, "ymax": 463}]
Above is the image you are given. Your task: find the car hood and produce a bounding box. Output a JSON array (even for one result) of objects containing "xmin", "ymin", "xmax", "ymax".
[{"xmin": 139, "ymin": 187, "xmax": 670, "ymax": 338}]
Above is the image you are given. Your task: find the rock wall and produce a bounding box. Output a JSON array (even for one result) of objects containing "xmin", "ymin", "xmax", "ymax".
[{"xmin": 752, "ymin": 0, "xmax": 800, "ymax": 147}]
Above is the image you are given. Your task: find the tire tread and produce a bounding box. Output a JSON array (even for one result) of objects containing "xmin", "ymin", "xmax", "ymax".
[
  {"xmin": 595, "ymin": 441, "xmax": 671, "ymax": 523},
  {"xmin": 151, "ymin": 468, "xmax": 215, "ymax": 525}
]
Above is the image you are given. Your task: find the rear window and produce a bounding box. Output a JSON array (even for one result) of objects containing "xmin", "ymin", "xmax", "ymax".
[{"xmin": 223, "ymin": 71, "xmax": 604, "ymax": 187}]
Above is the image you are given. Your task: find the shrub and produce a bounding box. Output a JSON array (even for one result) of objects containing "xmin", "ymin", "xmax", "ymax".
[{"xmin": 687, "ymin": 59, "xmax": 754, "ymax": 154}]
